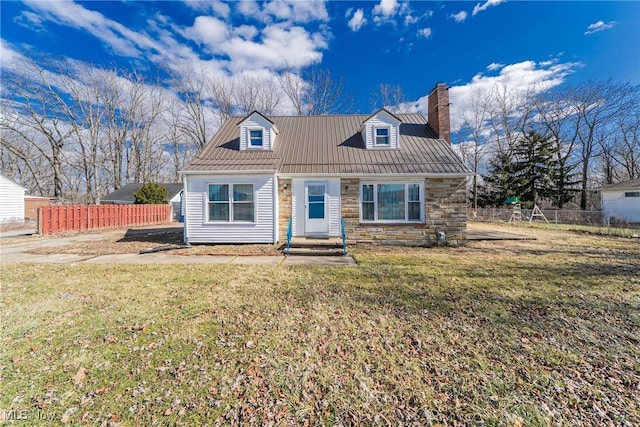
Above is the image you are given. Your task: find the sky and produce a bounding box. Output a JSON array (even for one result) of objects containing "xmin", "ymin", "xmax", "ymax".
[{"xmin": 1, "ymin": 0, "xmax": 639, "ymax": 134}]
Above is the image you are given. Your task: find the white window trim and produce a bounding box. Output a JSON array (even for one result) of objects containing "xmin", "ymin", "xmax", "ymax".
[
  {"xmin": 248, "ymin": 128, "xmax": 264, "ymax": 149},
  {"xmin": 360, "ymin": 182, "xmax": 424, "ymax": 223},
  {"xmin": 373, "ymin": 126, "xmax": 391, "ymax": 147},
  {"xmin": 206, "ymin": 183, "xmax": 256, "ymax": 224}
]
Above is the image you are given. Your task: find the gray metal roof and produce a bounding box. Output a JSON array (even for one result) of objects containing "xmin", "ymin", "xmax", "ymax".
[
  {"xmin": 101, "ymin": 183, "xmax": 183, "ymax": 203},
  {"xmin": 183, "ymin": 114, "xmax": 470, "ymax": 175}
]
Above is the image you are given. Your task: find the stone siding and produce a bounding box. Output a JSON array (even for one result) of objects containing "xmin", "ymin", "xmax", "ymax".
[
  {"xmin": 278, "ymin": 176, "xmax": 467, "ymax": 246},
  {"xmin": 341, "ymin": 177, "xmax": 467, "ymax": 246},
  {"xmin": 277, "ymin": 179, "xmax": 292, "ymax": 243}
]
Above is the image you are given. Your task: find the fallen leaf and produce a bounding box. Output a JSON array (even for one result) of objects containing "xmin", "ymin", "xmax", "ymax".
[{"xmin": 73, "ymin": 367, "xmax": 87, "ymax": 385}]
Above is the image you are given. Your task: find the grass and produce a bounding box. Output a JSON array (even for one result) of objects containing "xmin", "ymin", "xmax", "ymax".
[{"xmin": 1, "ymin": 228, "xmax": 639, "ymax": 425}]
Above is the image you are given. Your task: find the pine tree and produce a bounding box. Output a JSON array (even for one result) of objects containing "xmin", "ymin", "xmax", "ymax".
[
  {"xmin": 479, "ymin": 150, "xmax": 520, "ymax": 207},
  {"xmin": 511, "ymin": 131, "xmax": 558, "ymax": 205}
]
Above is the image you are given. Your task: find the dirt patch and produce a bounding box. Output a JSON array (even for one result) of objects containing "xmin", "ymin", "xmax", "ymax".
[{"xmin": 25, "ymin": 226, "xmax": 282, "ymax": 256}]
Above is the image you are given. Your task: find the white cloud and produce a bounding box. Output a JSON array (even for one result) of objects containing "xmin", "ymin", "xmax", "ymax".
[
  {"xmin": 263, "ymin": 0, "xmax": 329, "ymax": 23},
  {"xmin": 348, "ymin": 9, "xmax": 367, "ymax": 32},
  {"xmin": 373, "ymin": 0, "xmax": 399, "ymax": 17},
  {"xmin": 450, "ymin": 11, "xmax": 468, "ymax": 23},
  {"xmin": 486, "ymin": 62, "xmax": 504, "ymax": 71},
  {"xmin": 418, "ymin": 28, "xmax": 432, "ymax": 39},
  {"xmin": 237, "ymin": 0, "xmax": 261, "ymax": 17},
  {"xmin": 187, "ymin": 16, "xmax": 229, "ymax": 45},
  {"xmin": 584, "ymin": 20, "xmax": 616, "ymax": 35},
  {"xmin": 405, "ymin": 60, "xmax": 579, "ymax": 132},
  {"xmin": 404, "ymin": 15, "xmax": 418, "ymax": 25},
  {"xmin": 472, "ymin": 0, "xmax": 506, "ymax": 16}
]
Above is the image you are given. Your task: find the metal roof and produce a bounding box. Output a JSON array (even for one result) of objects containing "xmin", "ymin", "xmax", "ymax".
[{"xmin": 183, "ymin": 114, "xmax": 470, "ymax": 175}]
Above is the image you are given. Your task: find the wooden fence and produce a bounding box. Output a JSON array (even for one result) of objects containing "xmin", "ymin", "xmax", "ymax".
[{"xmin": 38, "ymin": 204, "xmax": 172, "ymax": 235}]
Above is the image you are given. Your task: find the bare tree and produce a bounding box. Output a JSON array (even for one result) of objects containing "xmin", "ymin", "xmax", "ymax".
[
  {"xmin": 279, "ymin": 66, "xmax": 353, "ymax": 115},
  {"xmin": 562, "ymin": 80, "xmax": 639, "ymax": 209},
  {"xmin": 370, "ymin": 83, "xmax": 409, "ymax": 112},
  {"xmin": 458, "ymin": 87, "xmax": 491, "ymax": 212}
]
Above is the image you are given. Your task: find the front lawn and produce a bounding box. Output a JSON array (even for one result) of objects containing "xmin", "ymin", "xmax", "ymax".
[{"xmin": 2, "ymin": 228, "xmax": 639, "ymax": 425}]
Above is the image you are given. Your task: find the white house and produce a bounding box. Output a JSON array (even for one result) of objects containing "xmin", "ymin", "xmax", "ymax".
[
  {"xmin": 598, "ymin": 178, "xmax": 640, "ymax": 223},
  {"xmin": 0, "ymin": 175, "xmax": 26, "ymax": 222},
  {"xmin": 180, "ymin": 83, "xmax": 471, "ymax": 246}
]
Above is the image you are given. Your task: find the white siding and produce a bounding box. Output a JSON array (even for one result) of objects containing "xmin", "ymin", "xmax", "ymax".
[
  {"xmin": 362, "ymin": 110, "xmax": 401, "ymax": 149},
  {"xmin": 184, "ymin": 174, "xmax": 276, "ymax": 243},
  {"xmin": 602, "ymin": 189, "xmax": 640, "ymax": 223},
  {"xmin": 291, "ymin": 178, "xmax": 340, "ymax": 237},
  {"xmin": 239, "ymin": 113, "xmax": 275, "ymax": 150},
  {"xmin": 0, "ymin": 175, "xmax": 26, "ymax": 222}
]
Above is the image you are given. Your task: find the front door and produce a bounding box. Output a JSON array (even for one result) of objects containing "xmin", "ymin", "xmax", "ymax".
[{"xmin": 304, "ymin": 182, "xmax": 329, "ymax": 235}]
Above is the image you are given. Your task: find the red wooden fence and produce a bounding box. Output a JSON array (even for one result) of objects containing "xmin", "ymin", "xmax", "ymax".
[{"xmin": 38, "ymin": 204, "xmax": 172, "ymax": 235}]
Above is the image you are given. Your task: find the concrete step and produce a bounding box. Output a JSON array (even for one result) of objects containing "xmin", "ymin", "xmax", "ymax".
[{"xmin": 286, "ymin": 247, "xmax": 346, "ymax": 256}]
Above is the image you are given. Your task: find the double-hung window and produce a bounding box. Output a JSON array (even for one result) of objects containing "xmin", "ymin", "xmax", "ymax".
[
  {"xmin": 208, "ymin": 184, "xmax": 255, "ymax": 222},
  {"xmin": 360, "ymin": 183, "xmax": 423, "ymax": 222},
  {"xmin": 375, "ymin": 127, "xmax": 390, "ymax": 146},
  {"xmin": 249, "ymin": 129, "xmax": 263, "ymax": 147}
]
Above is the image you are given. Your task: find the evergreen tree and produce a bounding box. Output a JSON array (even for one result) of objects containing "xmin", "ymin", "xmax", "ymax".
[
  {"xmin": 511, "ymin": 131, "xmax": 558, "ymax": 205},
  {"xmin": 549, "ymin": 147, "xmax": 580, "ymax": 208},
  {"xmin": 479, "ymin": 150, "xmax": 520, "ymax": 206},
  {"xmin": 134, "ymin": 182, "xmax": 168, "ymax": 204}
]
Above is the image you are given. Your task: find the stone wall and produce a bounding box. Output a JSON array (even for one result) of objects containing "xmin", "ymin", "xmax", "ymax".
[
  {"xmin": 341, "ymin": 177, "xmax": 467, "ymax": 246},
  {"xmin": 277, "ymin": 178, "xmax": 292, "ymax": 243}
]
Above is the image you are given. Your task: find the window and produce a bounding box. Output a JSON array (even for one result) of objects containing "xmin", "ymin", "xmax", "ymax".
[
  {"xmin": 624, "ymin": 191, "xmax": 640, "ymax": 197},
  {"xmin": 249, "ymin": 129, "xmax": 263, "ymax": 147},
  {"xmin": 375, "ymin": 127, "xmax": 390, "ymax": 145},
  {"xmin": 360, "ymin": 183, "xmax": 423, "ymax": 222},
  {"xmin": 208, "ymin": 184, "xmax": 254, "ymax": 222}
]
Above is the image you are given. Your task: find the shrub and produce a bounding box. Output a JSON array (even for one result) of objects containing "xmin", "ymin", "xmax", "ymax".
[{"xmin": 134, "ymin": 182, "xmax": 168, "ymax": 204}]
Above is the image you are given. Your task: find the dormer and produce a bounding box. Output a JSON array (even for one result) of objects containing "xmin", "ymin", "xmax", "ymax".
[
  {"xmin": 238, "ymin": 111, "xmax": 279, "ymax": 151},
  {"xmin": 361, "ymin": 108, "xmax": 402, "ymax": 149}
]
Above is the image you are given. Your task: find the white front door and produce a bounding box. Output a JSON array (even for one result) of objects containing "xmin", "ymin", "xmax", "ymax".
[{"xmin": 304, "ymin": 182, "xmax": 329, "ymax": 235}]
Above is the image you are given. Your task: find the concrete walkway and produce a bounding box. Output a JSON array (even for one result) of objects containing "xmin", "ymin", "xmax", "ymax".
[{"xmin": 0, "ymin": 233, "xmax": 357, "ymax": 266}]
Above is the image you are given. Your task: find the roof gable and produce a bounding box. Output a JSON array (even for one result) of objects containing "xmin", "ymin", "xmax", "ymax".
[{"xmin": 362, "ymin": 108, "xmax": 402, "ymax": 125}]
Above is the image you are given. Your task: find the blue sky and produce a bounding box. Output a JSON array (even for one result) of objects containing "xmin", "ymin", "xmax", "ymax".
[{"xmin": 1, "ymin": 0, "xmax": 639, "ymax": 130}]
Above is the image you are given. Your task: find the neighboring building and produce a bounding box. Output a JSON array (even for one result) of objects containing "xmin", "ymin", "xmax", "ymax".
[
  {"xmin": 598, "ymin": 178, "xmax": 640, "ymax": 223},
  {"xmin": 100, "ymin": 183, "xmax": 184, "ymax": 221},
  {"xmin": 0, "ymin": 175, "xmax": 26, "ymax": 222},
  {"xmin": 181, "ymin": 83, "xmax": 471, "ymax": 246},
  {"xmin": 24, "ymin": 196, "xmax": 54, "ymax": 221}
]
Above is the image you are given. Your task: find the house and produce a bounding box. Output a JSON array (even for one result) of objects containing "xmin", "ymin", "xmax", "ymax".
[
  {"xmin": 100, "ymin": 183, "xmax": 184, "ymax": 221},
  {"xmin": 598, "ymin": 178, "xmax": 640, "ymax": 223},
  {"xmin": 0, "ymin": 175, "xmax": 26, "ymax": 222},
  {"xmin": 181, "ymin": 83, "xmax": 471, "ymax": 246},
  {"xmin": 24, "ymin": 196, "xmax": 54, "ymax": 221}
]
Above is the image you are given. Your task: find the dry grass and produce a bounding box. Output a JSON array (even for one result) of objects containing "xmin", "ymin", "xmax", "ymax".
[{"xmin": 1, "ymin": 226, "xmax": 639, "ymax": 425}]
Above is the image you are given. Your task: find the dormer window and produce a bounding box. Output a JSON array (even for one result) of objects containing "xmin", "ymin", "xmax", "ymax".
[
  {"xmin": 375, "ymin": 127, "xmax": 390, "ymax": 146},
  {"xmin": 238, "ymin": 111, "xmax": 278, "ymax": 151},
  {"xmin": 249, "ymin": 129, "xmax": 263, "ymax": 147},
  {"xmin": 361, "ymin": 108, "xmax": 402, "ymax": 150}
]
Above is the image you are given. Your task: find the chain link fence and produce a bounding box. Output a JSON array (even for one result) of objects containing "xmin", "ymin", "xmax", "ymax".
[{"xmin": 469, "ymin": 207, "xmax": 639, "ymax": 230}]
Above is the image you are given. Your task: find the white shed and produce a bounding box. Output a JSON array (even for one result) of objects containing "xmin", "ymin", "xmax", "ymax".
[
  {"xmin": 0, "ymin": 175, "xmax": 26, "ymax": 222},
  {"xmin": 598, "ymin": 178, "xmax": 640, "ymax": 223}
]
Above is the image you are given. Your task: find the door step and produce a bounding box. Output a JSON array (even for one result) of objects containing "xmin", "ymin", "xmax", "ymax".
[{"xmin": 285, "ymin": 237, "xmax": 346, "ymax": 256}]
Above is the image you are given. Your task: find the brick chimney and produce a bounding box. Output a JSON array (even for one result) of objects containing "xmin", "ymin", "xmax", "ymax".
[{"xmin": 427, "ymin": 82, "xmax": 451, "ymax": 144}]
